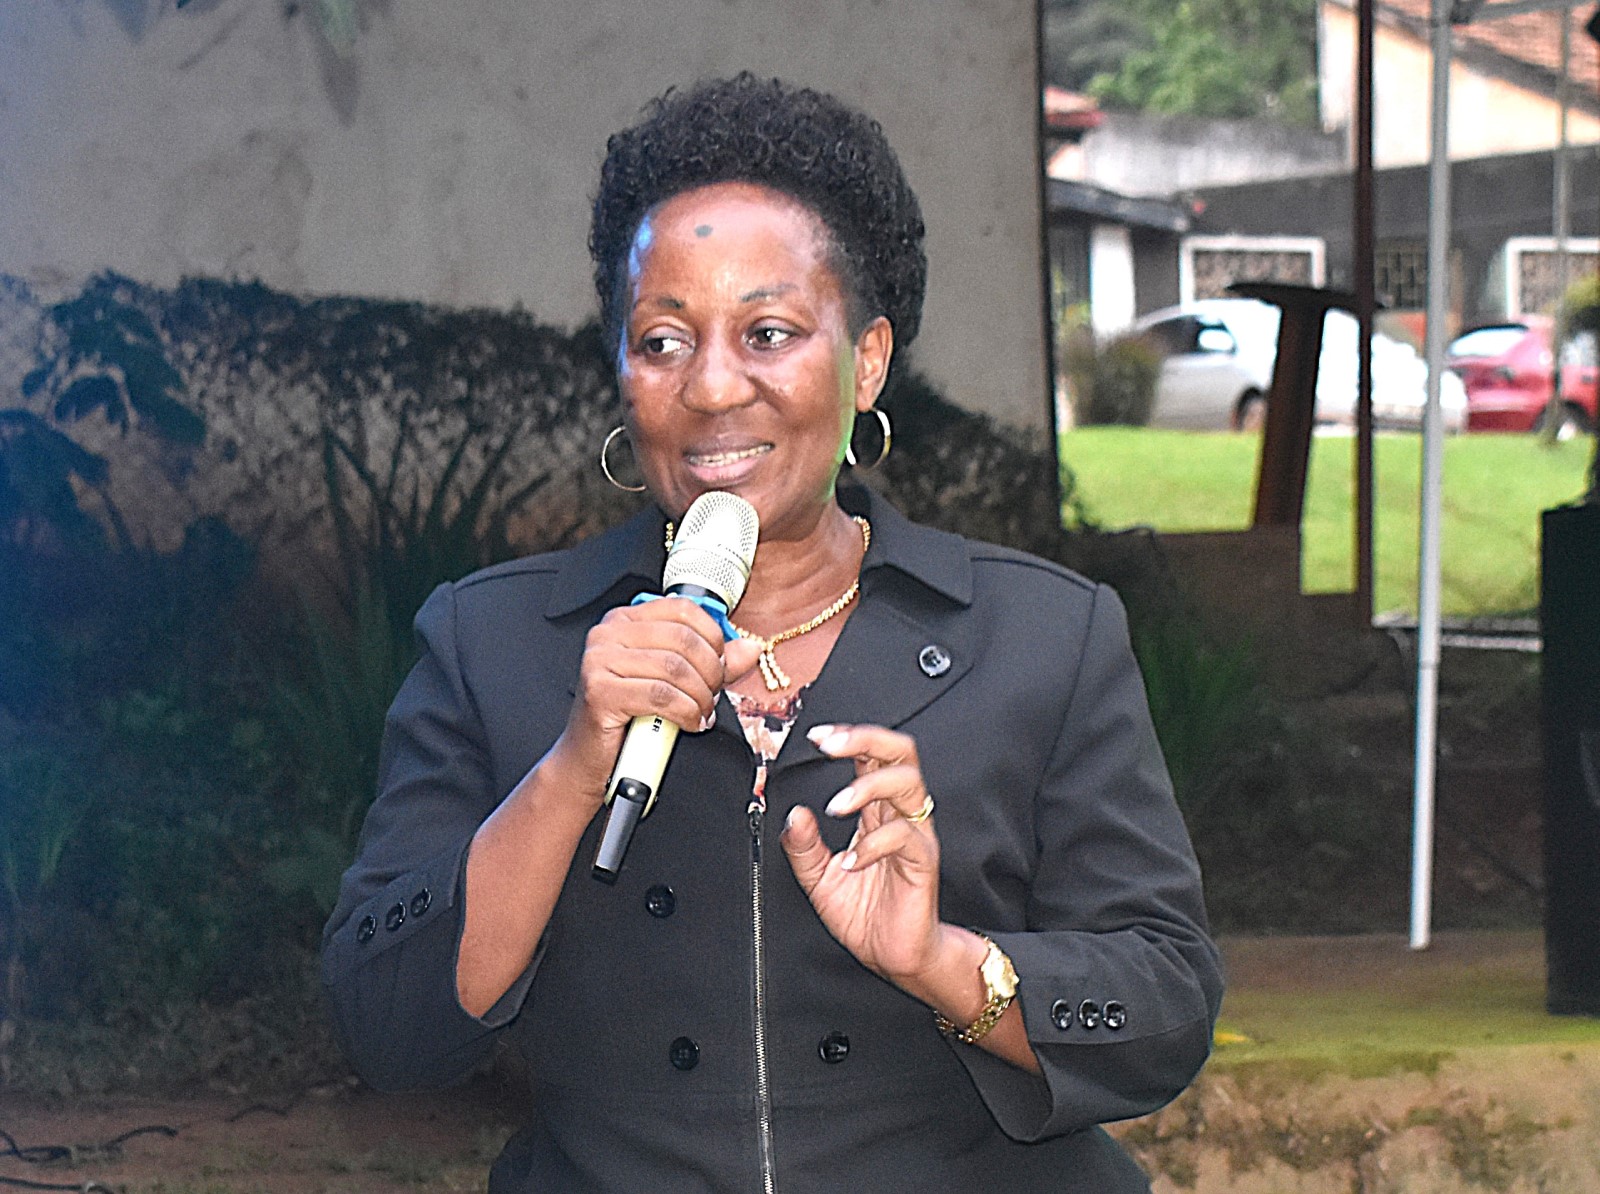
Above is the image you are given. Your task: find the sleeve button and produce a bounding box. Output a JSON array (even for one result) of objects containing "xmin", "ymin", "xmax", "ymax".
[
  {"xmin": 1078, "ymin": 999, "xmax": 1102, "ymax": 1030},
  {"xmin": 385, "ymin": 901, "xmax": 406, "ymax": 931},
  {"xmin": 1103, "ymin": 1001, "xmax": 1127, "ymax": 1031},
  {"xmin": 356, "ymin": 915, "xmax": 376, "ymax": 944},
  {"xmin": 410, "ymin": 888, "xmax": 431, "ymax": 917},
  {"xmin": 1050, "ymin": 999, "xmax": 1074, "ymax": 1031}
]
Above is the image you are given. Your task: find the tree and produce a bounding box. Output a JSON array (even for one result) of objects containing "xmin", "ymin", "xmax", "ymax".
[
  {"xmin": 1046, "ymin": 0, "xmax": 1320, "ymax": 127},
  {"xmin": 1043, "ymin": 0, "xmax": 1150, "ymax": 96}
]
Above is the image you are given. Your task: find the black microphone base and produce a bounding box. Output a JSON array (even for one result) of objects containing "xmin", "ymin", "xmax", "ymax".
[{"xmin": 592, "ymin": 791, "xmax": 649, "ymax": 883}]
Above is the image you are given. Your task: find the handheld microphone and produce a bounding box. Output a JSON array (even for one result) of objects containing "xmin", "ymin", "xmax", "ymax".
[{"xmin": 592, "ymin": 491, "xmax": 759, "ymax": 882}]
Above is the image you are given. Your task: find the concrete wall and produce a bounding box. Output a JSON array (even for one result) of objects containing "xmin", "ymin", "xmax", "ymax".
[
  {"xmin": 0, "ymin": 0, "xmax": 1048, "ymax": 429},
  {"xmin": 1190, "ymin": 148, "xmax": 1600, "ymax": 327},
  {"xmin": 1088, "ymin": 224, "xmax": 1135, "ymax": 336},
  {"xmin": 1073, "ymin": 112, "xmax": 1345, "ymax": 197}
]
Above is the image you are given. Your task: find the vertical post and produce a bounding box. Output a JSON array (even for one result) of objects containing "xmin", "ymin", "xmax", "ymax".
[
  {"xmin": 1555, "ymin": 8, "xmax": 1572, "ymax": 271},
  {"xmin": 1552, "ymin": 6, "xmax": 1573, "ymax": 411},
  {"xmin": 1252, "ymin": 295, "xmax": 1333, "ymax": 529},
  {"xmin": 1354, "ymin": 0, "xmax": 1377, "ymax": 625},
  {"xmin": 1542, "ymin": 504, "xmax": 1600, "ymax": 1015},
  {"xmin": 1034, "ymin": 0, "xmax": 1065, "ymax": 520},
  {"xmin": 1411, "ymin": 0, "xmax": 1453, "ymax": 952}
]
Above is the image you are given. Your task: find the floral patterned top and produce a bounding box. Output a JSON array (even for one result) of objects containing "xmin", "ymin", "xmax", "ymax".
[{"xmin": 728, "ymin": 687, "xmax": 807, "ymax": 817}]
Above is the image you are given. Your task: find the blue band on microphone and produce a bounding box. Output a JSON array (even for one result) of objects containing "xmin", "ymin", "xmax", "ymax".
[{"xmin": 631, "ymin": 591, "xmax": 739, "ymax": 642}]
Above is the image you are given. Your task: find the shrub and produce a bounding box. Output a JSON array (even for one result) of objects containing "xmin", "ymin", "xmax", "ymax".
[
  {"xmin": 1557, "ymin": 274, "xmax": 1600, "ymax": 503},
  {"xmin": 0, "ymin": 735, "xmax": 92, "ymax": 1059},
  {"xmin": 872, "ymin": 365, "xmax": 1091, "ymax": 557},
  {"xmin": 1131, "ymin": 612, "xmax": 1262, "ymax": 805},
  {"xmin": 1126, "ymin": 614, "xmax": 1401, "ymax": 934},
  {"xmin": 1063, "ymin": 329, "xmax": 1162, "ymax": 427}
]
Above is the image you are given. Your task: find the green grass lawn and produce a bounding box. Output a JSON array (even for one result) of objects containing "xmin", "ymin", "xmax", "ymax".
[
  {"xmin": 1061, "ymin": 428, "xmax": 1596, "ymax": 617},
  {"xmin": 1213, "ymin": 931, "xmax": 1600, "ymax": 1071}
]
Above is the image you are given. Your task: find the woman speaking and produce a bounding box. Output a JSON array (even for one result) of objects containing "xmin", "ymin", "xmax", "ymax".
[{"xmin": 322, "ymin": 74, "xmax": 1222, "ymax": 1192}]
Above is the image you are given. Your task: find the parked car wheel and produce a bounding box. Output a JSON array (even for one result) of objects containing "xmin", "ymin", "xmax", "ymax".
[
  {"xmin": 1534, "ymin": 400, "xmax": 1595, "ymax": 441},
  {"xmin": 1234, "ymin": 390, "xmax": 1266, "ymax": 432}
]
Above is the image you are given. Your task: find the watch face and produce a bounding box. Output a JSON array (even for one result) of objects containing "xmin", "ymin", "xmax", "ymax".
[{"xmin": 982, "ymin": 944, "xmax": 1019, "ymax": 999}]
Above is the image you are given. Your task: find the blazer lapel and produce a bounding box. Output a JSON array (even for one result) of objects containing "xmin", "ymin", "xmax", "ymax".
[{"xmin": 773, "ymin": 593, "xmax": 974, "ymax": 775}]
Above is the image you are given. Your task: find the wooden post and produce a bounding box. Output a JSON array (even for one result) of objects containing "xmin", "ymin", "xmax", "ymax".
[
  {"xmin": 1355, "ymin": 0, "xmax": 1377, "ymax": 626},
  {"xmin": 1229, "ymin": 282, "xmax": 1361, "ymax": 532}
]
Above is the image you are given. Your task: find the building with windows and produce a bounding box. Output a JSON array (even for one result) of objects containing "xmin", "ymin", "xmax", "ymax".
[{"xmin": 1045, "ymin": 5, "xmax": 1600, "ymax": 342}]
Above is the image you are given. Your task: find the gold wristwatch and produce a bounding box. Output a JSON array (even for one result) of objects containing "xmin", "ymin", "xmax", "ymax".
[{"xmin": 935, "ymin": 935, "xmax": 1018, "ymax": 1045}]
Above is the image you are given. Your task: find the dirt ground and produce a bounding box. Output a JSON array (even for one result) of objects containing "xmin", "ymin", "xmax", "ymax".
[
  {"xmin": 1123, "ymin": 932, "xmax": 1600, "ymax": 1193},
  {"xmin": 1130, "ymin": 1040, "xmax": 1600, "ymax": 1194},
  {"xmin": 0, "ymin": 1080, "xmax": 519, "ymax": 1194}
]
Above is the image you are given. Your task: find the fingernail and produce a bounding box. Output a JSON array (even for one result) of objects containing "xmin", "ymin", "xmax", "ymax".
[
  {"xmin": 698, "ymin": 711, "xmax": 715, "ymax": 732},
  {"xmin": 826, "ymin": 788, "xmax": 854, "ymax": 817},
  {"xmin": 839, "ymin": 850, "xmax": 858, "ymax": 872},
  {"xmin": 806, "ymin": 725, "xmax": 834, "ymax": 744},
  {"xmin": 785, "ymin": 806, "xmax": 801, "ymax": 831},
  {"xmin": 813, "ymin": 731, "xmax": 850, "ymax": 756}
]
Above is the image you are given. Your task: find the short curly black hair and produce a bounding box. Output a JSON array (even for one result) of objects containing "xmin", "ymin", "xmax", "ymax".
[{"xmin": 590, "ymin": 73, "xmax": 927, "ymax": 352}]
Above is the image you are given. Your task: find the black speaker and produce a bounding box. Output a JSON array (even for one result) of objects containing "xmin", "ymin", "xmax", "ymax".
[{"xmin": 1542, "ymin": 503, "xmax": 1600, "ymax": 1016}]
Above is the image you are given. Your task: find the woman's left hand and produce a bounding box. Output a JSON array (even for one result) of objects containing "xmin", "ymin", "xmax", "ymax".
[
  {"xmin": 782, "ymin": 722, "xmax": 1044, "ymax": 1076},
  {"xmin": 780, "ymin": 723, "xmax": 948, "ymax": 991}
]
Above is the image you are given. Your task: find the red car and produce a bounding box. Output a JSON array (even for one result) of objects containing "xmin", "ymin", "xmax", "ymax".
[{"xmin": 1447, "ymin": 318, "xmax": 1598, "ymax": 437}]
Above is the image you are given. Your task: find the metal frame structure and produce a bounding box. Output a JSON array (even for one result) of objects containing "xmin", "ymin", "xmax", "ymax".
[{"xmin": 1407, "ymin": 0, "xmax": 1584, "ymax": 950}]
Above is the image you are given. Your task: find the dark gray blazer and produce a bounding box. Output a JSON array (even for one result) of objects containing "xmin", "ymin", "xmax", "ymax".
[{"xmin": 322, "ymin": 487, "xmax": 1223, "ymax": 1192}]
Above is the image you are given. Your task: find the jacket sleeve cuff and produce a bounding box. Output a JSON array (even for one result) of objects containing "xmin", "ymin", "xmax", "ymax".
[
  {"xmin": 943, "ymin": 927, "xmax": 1217, "ymax": 1142},
  {"xmin": 321, "ymin": 839, "xmax": 541, "ymax": 1088}
]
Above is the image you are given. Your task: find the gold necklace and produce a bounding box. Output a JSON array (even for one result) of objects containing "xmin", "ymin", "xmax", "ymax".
[{"xmin": 664, "ymin": 515, "xmax": 872, "ymax": 691}]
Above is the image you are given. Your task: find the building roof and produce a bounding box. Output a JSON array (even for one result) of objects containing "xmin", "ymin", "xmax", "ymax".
[
  {"xmin": 1043, "ymin": 85, "xmax": 1104, "ymax": 135},
  {"xmin": 1045, "ymin": 177, "xmax": 1192, "ymax": 233},
  {"xmin": 1450, "ymin": 0, "xmax": 1600, "ymax": 92},
  {"xmin": 1345, "ymin": 0, "xmax": 1600, "ymax": 96}
]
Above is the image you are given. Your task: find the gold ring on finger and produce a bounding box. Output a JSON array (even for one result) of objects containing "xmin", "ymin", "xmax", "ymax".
[{"xmin": 906, "ymin": 793, "xmax": 935, "ymax": 824}]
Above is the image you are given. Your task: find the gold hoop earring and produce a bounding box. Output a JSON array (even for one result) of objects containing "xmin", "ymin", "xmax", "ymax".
[
  {"xmin": 845, "ymin": 407, "xmax": 892, "ymax": 470},
  {"xmin": 600, "ymin": 425, "xmax": 647, "ymax": 492}
]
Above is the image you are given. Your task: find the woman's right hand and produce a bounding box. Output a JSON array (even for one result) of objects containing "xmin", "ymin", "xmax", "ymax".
[
  {"xmin": 559, "ymin": 597, "xmax": 763, "ymax": 800},
  {"xmin": 458, "ymin": 596, "xmax": 759, "ymax": 1016}
]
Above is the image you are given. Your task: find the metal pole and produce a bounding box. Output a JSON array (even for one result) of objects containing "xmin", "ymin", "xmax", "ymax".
[
  {"xmin": 1034, "ymin": 0, "xmax": 1065, "ymax": 509},
  {"xmin": 1553, "ymin": 6, "xmax": 1572, "ymax": 368},
  {"xmin": 1556, "ymin": 8, "xmax": 1572, "ymax": 268},
  {"xmin": 1412, "ymin": 0, "xmax": 1454, "ymax": 951}
]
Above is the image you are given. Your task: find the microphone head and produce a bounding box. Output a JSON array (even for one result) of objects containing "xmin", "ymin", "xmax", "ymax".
[{"xmin": 664, "ymin": 491, "xmax": 759, "ymax": 611}]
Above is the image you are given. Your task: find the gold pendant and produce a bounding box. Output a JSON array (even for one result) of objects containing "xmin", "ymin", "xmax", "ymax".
[{"xmin": 756, "ymin": 645, "xmax": 790, "ymax": 691}]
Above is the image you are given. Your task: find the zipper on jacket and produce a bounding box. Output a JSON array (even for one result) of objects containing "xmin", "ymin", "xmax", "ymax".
[{"xmin": 749, "ymin": 800, "xmax": 777, "ymax": 1194}]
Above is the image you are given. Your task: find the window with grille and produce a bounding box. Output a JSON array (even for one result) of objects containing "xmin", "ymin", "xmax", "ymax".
[
  {"xmin": 1179, "ymin": 236, "xmax": 1325, "ymax": 303},
  {"xmin": 1499, "ymin": 238, "xmax": 1600, "ymax": 318},
  {"xmin": 1375, "ymin": 242, "xmax": 1428, "ymax": 310},
  {"xmin": 1517, "ymin": 248, "xmax": 1599, "ymax": 316}
]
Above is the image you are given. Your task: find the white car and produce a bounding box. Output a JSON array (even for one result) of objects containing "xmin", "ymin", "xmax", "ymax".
[
  {"xmin": 1128, "ymin": 308, "xmax": 1265, "ymax": 430},
  {"xmin": 1132, "ymin": 298, "xmax": 1467, "ymax": 433}
]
